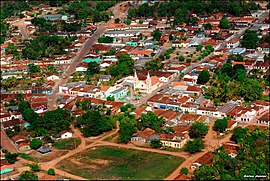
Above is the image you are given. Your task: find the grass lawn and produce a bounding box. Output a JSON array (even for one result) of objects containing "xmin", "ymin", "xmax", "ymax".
[
  {"xmin": 56, "ymin": 146, "xmax": 184, "ymax": 180},
  {"xmin": 54, "ymin": 138, "xmax": 81, "ymax": 150}
]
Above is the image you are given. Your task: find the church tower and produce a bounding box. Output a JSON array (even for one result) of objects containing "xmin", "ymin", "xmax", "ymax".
[{"xmin": 146, "ymin": 72, "xmax": 151, "ymax": 93}]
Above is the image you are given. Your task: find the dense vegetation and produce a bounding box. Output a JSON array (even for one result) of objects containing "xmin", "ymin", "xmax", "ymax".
[
  {"xmin": 75, "ymin": 107, "xmax": 116, "ymax": 137},
  {"xmin": 31, "ymin": 18, "xmax": 82, "ymax": 33},
  {"xmin": 22, "ymin": 35, "xmax": 73, "ymax": 60},
  {"xmin": 192, "ymin": 127, "xmax": 270, "ymax": 180},
  {"xmin": 0, "ymin": 1, "xmax": 31, "ymax": 19},
  {"xmin": 203, "ymin": 61, "xmax": 263, "ymax": 103},
  {"xmin": 108, "ymin": 54, "xmax": 135, "ymax": 79},
  {"xmin": 62, "ymin": 0, "xmax": 116, "ymax": 22},
  {"xmin": 128, "ymin": 1, "xmax": 259, "ymax": 25},
  {"xmin": 240, "ymin": 30, "xmax": 260, "ymax": 49},
  {"xmin": 145, "ymin": 59, "xmax": 164, "ymax": 71},
  {"xmin": 23, "ymin": 108, "xmax": 71, "ymax": 137}
]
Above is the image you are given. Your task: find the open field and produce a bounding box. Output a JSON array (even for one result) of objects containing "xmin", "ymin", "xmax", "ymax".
[
  {"xmin": 54, "ymin": 138, "xmax": 81, "ymax": 150},
  {"xmin": 56, "ymin": 146, "xmax": 184, "ymax": 180}
]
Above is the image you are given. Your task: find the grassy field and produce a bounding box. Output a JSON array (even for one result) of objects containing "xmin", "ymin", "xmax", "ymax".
[
  {"xmin": 56, "ymin": 146, "xmax": 184, "ymax": 180},
  {"xmin": 54, "ymin": 138, "xmax": 81, "ymax": 150}
]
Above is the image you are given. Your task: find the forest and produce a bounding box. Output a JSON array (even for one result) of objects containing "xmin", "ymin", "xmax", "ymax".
[{"xmin": 128, "ymin": 1, "xmax": 259, "ymax": 24}]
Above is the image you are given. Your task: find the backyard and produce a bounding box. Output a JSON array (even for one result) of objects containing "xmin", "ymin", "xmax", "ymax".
[{"xmin": 56, "ymin": 146, "xmax": 184, "ymax": 180}]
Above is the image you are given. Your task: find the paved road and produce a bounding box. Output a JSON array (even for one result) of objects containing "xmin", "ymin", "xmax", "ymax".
[{"xmin": 47, "ymin": 2, "xmax": 128, "ymax": 110}]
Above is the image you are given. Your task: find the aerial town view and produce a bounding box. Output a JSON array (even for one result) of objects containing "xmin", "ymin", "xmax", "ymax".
[{"xmin": 0, "ymin": 0, "xmax": 269, "ymax": 180}]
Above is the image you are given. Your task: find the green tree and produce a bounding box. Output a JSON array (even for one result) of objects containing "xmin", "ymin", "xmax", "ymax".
[
  {"xmin": 76, "ymin": 110, "xmax": 115, "ymax": 137},
  {"xmin": 5, "ymin": 152, "xmax": 18, "ymax": 164},
  {"xmin": 197, "ymin": 70, "xmax": 210, "ymax": 84},
  {"xmin": 230, "ymin": 127, "xmax": 249, "ymax": 143},
  {"xmin": 150, "ymin": 139, "xmax": 162, "ymax": 148},
  {"xmin": 196, "ymin": 44, "xmax": 203, "ymax": 51},
  {"xmin": 186, "ymin": 58, "xmax": 191, "ymax": 63},
  {"xmin": 241, "ymin": 30, "xmax": 259, "ymax": 49},
  {"xmin": 152, "ymin": 29, "xmax": 162, "ymax": 41},
  {"xmin": 267, "ymin": 3, "xmax": 270, "ymax": 9},
  {"xmin": 239, "ymin": 79, "xmax": 263, "ymax": 101},
  {"xmin": 219, "ymin": 18, "xmax": 229, "ymax": 29},
  {"xmin": 180, "ymin": 167, "xmax": 188, "ymax": 175},
  {"xmin": 204, "ymin": 23, "xmax": 212, "ymax": 30},
  {"xmin": 185, "ymin": 139, "xmax": 204, "ymax": 154},
  {"xmin": 47, "ymin": 168, "xmax": 55, "ymax": 175},
  {"xmin": 19, "ymin": 171, "xmax": 38, "ymax": 180},
  {"xmin": 145, "ymin": 59, "xmax": 164, "ymax": 71},
  {"xmin": 30, "ymin": 139, "xmax": 42, "ymax": 149},
  {"xmin": 189, "ymin": 122, "xmax": 209, "ymax": 139},
  {"xmin": 109, "ymin": 54, "xmax": 134, "ymax": 78},
  {"xmin": 141, "ymin": 111, "xmax": 164, "ymax": 133},
  {"xmin": 28, "ymin": 64, "xmax": 40, "ymax": 73},
  {"xmin": 125, "ymin": 19, "xmax": 131, "ymax": 25},
  {"xmin": 179, "ymin": 56, "xmax": 185, "ymax": 61},
  {"xmin": 87, "ymin": 62, "xmax": 100, "ymax": 76},
  {"xmin": 18, "ymin": 100, "xmax": 30, "ymax": 113},
  {"xmin": 114, "ymin": 18, "xmax": 120, "ymax": 24},
  {"xmin": 98, "ymin": 36, "xmax": 113, "ymax": 43},
  {"xmin": 29, "ymin": 163, "xmax": 40, "ymax": 172},
  {"xmin": 193, "ymin": 164, "xmax": 214, "ymax": 180},
  {"xmin": 118, "ymin": 116, "xmax": 137, "ymax": 143},
  {"xmin": 213, "ymin": 118, "xmax": 228, "ymax": 133},
  {"xmin": 106, "ymin": 96, "xmax": 115, "ymax": 101}
]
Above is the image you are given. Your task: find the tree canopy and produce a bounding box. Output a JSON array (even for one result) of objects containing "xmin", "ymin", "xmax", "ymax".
[
  {"xmin": 30, "ymin": 139, "xmax": 42, "ymax": 149},
  {"xmin": 241, "ymin": 30, "xmax": 260, "ymax": 49},
  {"xmin": 189, "ymin": 122, "xmax": 209, "ymax": 139},
  {"xmin": 19, "ymin": 171, "xmax": 38, "ymax": 180},
  {"xmin": 118, "ymin": 116, "xmax": 137, "ymax": 143},
  {"xmin": 213, "ymin": 118, "xmax": 228, "ymax": 133},
  {"xmin": 197, "ymin": 70, "xmax": 210, "ymax": 85},
  {"xmin": 193, "ymin": 127, "xmax": 269, "ymax": 180},
  {"xmin": 128, "ymin": 1, "xmax": 258, "ymax": 25},
  {"xmin": 185, "ymin": 139, "xmax": 204, "ymax": 154},
  {"xmin": 219, "ymin": 18, "xmax": 229, "ymax": 29},
  {"xmin": 75, "ymin": 109, "xmax": 115, "ymax": 137},
  {"xmin": 109, "ymin": 54, "xmax": 134, "ymax": 78},
  {"xmin": 203, "ymin": 61, "xmax": 263, "ymax": 102},
  {"xmin": 22, "ymin": 35, "xmax": 72, "ymax": 60},
  {"xmin": 5, "ymin": 152, "xmax": 18, "ymax": 164},
  {"xmin": 140, "ymin": 111, "xmax": 164, "ymax": 133}
]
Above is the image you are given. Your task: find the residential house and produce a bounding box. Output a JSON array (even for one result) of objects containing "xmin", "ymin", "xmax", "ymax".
[
  {"xmin": 159, "ymin": 125, "xmax": 190, "ymax": 149},
  {"xmin": 16, "ymin": 140, "xmax": 31, "ymax": 151},
  {"xmin": 196, "ymin": 106, "xmax": 225, "ymax": 118},
  {"xmin": 191, "ymin": 151, "xmax": 213, "ymax": 170},
  {"xmin": 227, "ymin": 38, "xmax": 240, "ymax": 49},
  {"xmin": 104, "ymin": 30, "xmax": 140, "ymax": 38},
  {"xmin": 37, "ymin": 146, "xmax": 52, "ymax": 154},
  {"xmin": 99, "ymin": 75, "xmax": 111, "ymax": 82},
  {"xmin": 226, "ymin": 120, "xmax": 238, "ymax": 131},
  {"xmin": 0, "ymin": 160, "xmax": 14, "ymax": 175},
  {"xmin": 60, "ymin": 130, "xmax": 73, "ymax": 139},
  {"xmin": 76, "ymin": 62, "xmax": 88, "ymax": 72},
  {"xmin": 131, "ymin": 128, "xmax": 157, "ymax": 143},
  {"xmin": 227, "ymin": 105, "xmax": 264, "ymax": 122},
  {"xmin": 105, "ymin": 85, "xmax": 129, "ymax": 99},
  {"xmin": 257, "ymin": 112, "xmax": 269, "ymax": 125},
  {"xmin": 221, "ymin": 142, "xmax": 239, "ymax": 158},
  {"xmin": 1, "ymin": 118, "xmax": 21, "ymax": 130},
  {"xmin": 46, "ymin": 74, "xmax": 60, "ymax": 81},
  {"xmin": 172, "ymin": 40, "xmax": 191, "ymax": 48}
]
